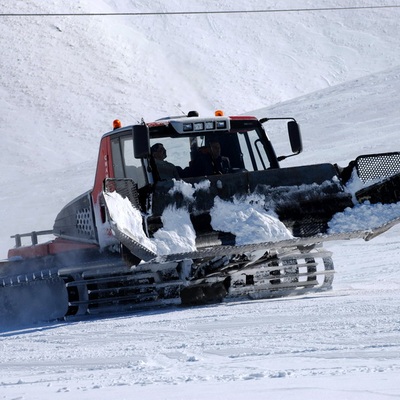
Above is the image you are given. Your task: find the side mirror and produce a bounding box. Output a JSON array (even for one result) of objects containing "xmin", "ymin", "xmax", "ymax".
[
  {"xmin": 133, "ymin": 125, "xmax": 150, "ymax": 158},
  {"xmin": 288, "ymin": 120, "xmax": 302, "ymax": 155}
]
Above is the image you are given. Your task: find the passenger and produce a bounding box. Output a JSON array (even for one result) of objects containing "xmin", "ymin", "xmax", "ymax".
[
  {"xmin": 209, "ymin": 141, "xmax": 231, "ymax": 174},
  {"xmin": 190, "ymin": 140, "xmax": 231, "ymax": 176},
  {"xmin": 151, "ymin": 143, "xmax": 180, "ymax": 180}
]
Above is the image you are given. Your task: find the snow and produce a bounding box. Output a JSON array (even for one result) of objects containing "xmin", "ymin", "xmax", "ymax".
[
  {"xmin": 153, "ymin": 206, "xmax": 197, "ymax": 255},
  {"xmin": 106, "ymin": 180, "xmax": 292, "ymax": 255},
  {"xmin": 210, "ymin": 195, "xmax": 293, "ymax": 244},
  {"xmin": 2, "ymin": 0, "xmax": 400, "ymax": 398},
  {"xmin": 169, "ymin": 179, "xmax": 211, "ymax": 199},
  {"xmin": 328, "ymin": 173, "xmax": 400, "ymax": 233},
  {"xmin": 104, "ymin": 190, "xmax": 157, "ymax": 252},
  {"xmin": 328, "ymin": 202, "xmax": 400, "ymax": 234}
]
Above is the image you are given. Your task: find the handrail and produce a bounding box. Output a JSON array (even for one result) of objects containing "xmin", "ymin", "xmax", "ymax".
[{"xmin": 10, "ymin": 230, "xmax": 53, "ymax": 247}]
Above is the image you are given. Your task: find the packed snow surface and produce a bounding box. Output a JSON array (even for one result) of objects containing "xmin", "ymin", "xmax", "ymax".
[{"xmin": 2, "ymin": 1, "xmax": 400, "ymax": 399}]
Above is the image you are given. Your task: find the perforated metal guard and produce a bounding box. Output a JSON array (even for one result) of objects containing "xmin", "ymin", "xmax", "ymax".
[
  {"xmin": 76, "ymin": 207, "xmax": 95, "ymax": 238},
  {"xmin": 355, "ymin": 152, "xmax": 400, "ymax": 183},
  {"xmin": 104, "ymin": 178, "xmax": 141, "ymax": 210}
]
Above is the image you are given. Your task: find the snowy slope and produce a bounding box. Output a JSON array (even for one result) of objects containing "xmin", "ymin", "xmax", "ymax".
[
  {"xmin": 1, "ymin": 0, "xmax": 400, "ymax": 176},
  {"xmin": 1, "ymin": 1, "xmax": 400, "ymax": 399},
  {"xmin": 254, "ymin": 65, "xmax": 400, "ymax": 167}
]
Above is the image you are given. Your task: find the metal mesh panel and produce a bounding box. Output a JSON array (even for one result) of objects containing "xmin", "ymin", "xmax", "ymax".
[
  {"xmin": 355, "ymin": 152, "xmax": 400, "ymax": 183},
  {"xmin": 76, "ymin": 207, "xmax": 95, "ymax": 238},
  {"xmin": 104, "ymin": 178, "xmax": 140, "ymax": 210}
]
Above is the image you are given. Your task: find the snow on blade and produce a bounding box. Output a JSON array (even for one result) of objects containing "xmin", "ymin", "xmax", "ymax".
[
  {"xmin": 105, "ymin": 190, "xmax": 197, "ymax": 256},
  {"xmin": 104, "ymin": 191, "xmax": 157, "ymax": 253},
  {"xmin": 152, "ymin": 206, "xmax": 197, "ymax": 255},
  {"xmin": 168, "ymin": 178, "xmax": 211, "ymax": 198},
  {"xmin": 210, "ymin": 195, "xmax": 293, "ymax": 245},
  {"xmin": 169, "ymin": 179, "xmax": 293, "ymax": 246},
  {"xmin": 106, "ymin": 180, "xmax": 294, "ymax": 255},
  {"xmin": 328, "ymin": 170, "xmax": 400, "ymax": 234},
  {"xmin": 328, "ymin": 201, "xmax": 400, "ymax": 234}
]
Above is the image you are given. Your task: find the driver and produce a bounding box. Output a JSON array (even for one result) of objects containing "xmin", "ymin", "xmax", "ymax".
[{"xmin": 151, "ymin": 143, "xmax": 180, "ymax": 180}]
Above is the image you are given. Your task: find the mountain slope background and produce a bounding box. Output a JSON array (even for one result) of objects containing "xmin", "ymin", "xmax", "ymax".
[{"xmin": 1, "ymin": 2, "xmax": 400, "ymax": 398}]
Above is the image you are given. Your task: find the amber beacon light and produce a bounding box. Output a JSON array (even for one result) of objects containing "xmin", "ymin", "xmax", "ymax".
[{"xmin": 113, "ymin": 119, "xmax": 122, "ymax": 130}]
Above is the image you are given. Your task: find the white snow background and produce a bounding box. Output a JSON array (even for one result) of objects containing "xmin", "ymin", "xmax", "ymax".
[{"xmin": 1, "ymin": 0, "xmax": 400, "ymax": 398}]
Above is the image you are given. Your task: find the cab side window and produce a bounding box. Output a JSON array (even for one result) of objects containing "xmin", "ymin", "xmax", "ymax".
[{"xmin": 111, "ymin": 135, "xmax": 147, "ymax": 188}]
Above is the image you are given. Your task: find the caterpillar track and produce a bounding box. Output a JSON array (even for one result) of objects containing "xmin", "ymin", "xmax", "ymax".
[{"xmin": 1, "ymin": 239, "xmax": 336, "ymax": 324}]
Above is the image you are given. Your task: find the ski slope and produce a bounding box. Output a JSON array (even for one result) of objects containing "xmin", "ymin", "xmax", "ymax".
[{"xmin": 1, "ymin": 1, "xmax": 400, "ymax": 399}]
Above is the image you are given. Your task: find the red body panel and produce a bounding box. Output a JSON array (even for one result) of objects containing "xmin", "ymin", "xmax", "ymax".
[
  {"xmin": 229, "ymin": 116, "xmax": 258, "ymax": 120},
  {"xmin": 92, "ymin": 135, "xmax": 115, "ymax": 207},
  {"xmin": 8, "ymin": 238, "xmax": 99, "ymax": 259}
]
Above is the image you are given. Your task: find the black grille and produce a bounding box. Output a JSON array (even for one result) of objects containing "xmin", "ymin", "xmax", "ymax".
[
  {"xmin": 104, "ymin": 178, "xmax": 140, "ymax": 210},
  {"xmin": 356, "ymin": 152, "xmax": 400, "ymax": 183}
]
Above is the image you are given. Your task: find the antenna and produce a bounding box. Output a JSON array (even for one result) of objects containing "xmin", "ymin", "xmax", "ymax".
[{"xmin": 175, "ymin": 104, "xmax": 186, "ymax": 115}]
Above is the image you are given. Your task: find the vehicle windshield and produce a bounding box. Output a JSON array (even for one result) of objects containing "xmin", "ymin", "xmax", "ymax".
[
  {"xmin": 111, "ymin": 128, "xmax": 273, "ymax": 186},
  {"xmin": 150, "ymin": 129, "xmax": 270, "ymax": 176}
]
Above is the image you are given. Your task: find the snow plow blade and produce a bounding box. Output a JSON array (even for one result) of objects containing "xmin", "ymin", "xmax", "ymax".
[
  {"xmin": 103, "ymin": 190, "xmax": 157, "ymax": 262},
  {"xmin": 149, "ymin": 163, "xmax": 354, "ymax": 243},
  {"xmin": 160, "ymin": 221, "xmax": 400, "ymax": 263}
]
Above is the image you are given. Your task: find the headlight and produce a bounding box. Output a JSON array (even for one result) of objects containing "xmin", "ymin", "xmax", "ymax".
[
  {"xmin": 205, "ymin": 121, "xmax": 214, "ymax": 130},
  {"xmin": 193, "ymin": 122, "xmax": 204, "ymax": 131},
  {"xmin": 182, "ymin": 123, "xmax": 193, "ymax": 132},
  {"xmin": 216, "ymin": 121, "xmax": 227, "ymax": 129},
  {"xmin": 169, "ymin": 117, "xmax": 230, "ymax": 134}
]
